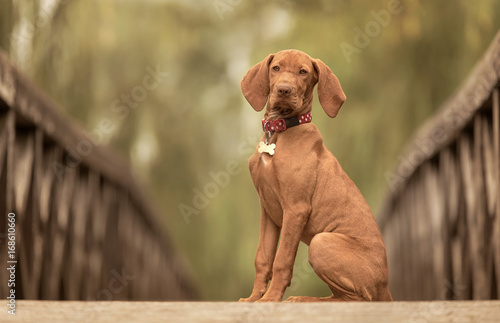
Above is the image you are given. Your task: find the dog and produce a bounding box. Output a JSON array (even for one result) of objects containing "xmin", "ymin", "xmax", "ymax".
[{"xmin": 238, "ymin": 50, "xmax": 392, "ymax": 302}]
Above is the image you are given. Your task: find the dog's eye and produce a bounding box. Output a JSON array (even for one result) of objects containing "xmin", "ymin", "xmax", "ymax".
[
  {"xmin": 299, "ymin": 69, "xmax": 308, "ymax": 74},
  {"xmin": 273, "ymin": 66, "xmax": 280, "ymax": 72}
]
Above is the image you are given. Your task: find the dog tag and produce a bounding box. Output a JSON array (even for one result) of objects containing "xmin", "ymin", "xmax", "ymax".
[{"xmin": 258, "ymin": 142, "xmax": 276, "ymax": 155}]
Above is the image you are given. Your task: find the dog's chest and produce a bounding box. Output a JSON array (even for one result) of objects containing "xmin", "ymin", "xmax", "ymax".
[
  {"xmin": 248, "ymin": 126, "xmax": 322, "ymax": 225},
  {"xmin": 249, "ymin": 151, "xmax": 285, "ymax": 225}
]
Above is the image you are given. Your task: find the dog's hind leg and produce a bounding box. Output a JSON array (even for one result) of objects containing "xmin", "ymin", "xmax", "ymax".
[{"xmin": 302, "ymin": 232, "xmax": 391, "ymax": 301}]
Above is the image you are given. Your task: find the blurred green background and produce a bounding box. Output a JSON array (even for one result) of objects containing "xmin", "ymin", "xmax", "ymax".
[{"xmin": 1, "ymin": 0, "xmax": 499, "ymax": 301}]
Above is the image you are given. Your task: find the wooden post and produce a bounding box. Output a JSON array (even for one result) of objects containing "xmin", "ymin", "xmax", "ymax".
[{"xmin": 493, "ymin": 87, "xmax": 500, "ymax": 296}]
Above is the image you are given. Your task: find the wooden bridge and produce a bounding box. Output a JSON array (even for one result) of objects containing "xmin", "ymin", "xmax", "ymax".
[{"xmin": 1, "ymin": 28, "xmax": 500, "ymax": 322}]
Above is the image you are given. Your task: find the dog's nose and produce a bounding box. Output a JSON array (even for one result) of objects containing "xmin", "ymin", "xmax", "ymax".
[{"xmin": 277, "ymin": 84, "xmax": 292, "ymax": 96}]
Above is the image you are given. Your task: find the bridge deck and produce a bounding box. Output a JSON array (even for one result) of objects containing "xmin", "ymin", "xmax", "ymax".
[{"xmin": 4, "ymin": 300, "xmax": 500, "ymax": 322}]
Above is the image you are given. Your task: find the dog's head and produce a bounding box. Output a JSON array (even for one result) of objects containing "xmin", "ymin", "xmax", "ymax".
[{"xmin": 241, "ymin": 49, "xmax": 346, "ymax": 120}]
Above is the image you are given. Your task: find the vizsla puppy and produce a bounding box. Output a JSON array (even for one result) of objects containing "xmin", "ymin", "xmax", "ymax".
[{"xmin": 239, "ymin": 50, "xmax": 392, "ymax": 302}]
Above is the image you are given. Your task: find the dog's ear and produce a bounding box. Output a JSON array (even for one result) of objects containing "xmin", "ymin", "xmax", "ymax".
[
  {"xmin": 241, "ymin": 54, "xmax": 275, "ymax": 112},
  {"xmin": 312, "ymin": 59, "xmax": 346, "ymax": 118}
]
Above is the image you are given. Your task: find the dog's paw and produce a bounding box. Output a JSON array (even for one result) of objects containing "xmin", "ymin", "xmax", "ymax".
[
  {"xmin": 255, "ymin": 294, "xmax": 282, "ymax": 302},
  {"xmin": 238, "ymin": 298, "xmax": 251, "ymax": 303},
  {"xmin": 285, "ymin": 295, "xmax": 338, "ymax": 302},
  {"xmin": 284, "ymin": 296, "xmax": 300, "ymax": 303},
  {"xmin": 284, "ymin": 296, "xmax": 318, "ymax": 302},
  {"xmin": 238, "ymin": 296, "xmax": 260, "ymax": 303},
  {"xmin": 255, "ymin": 298, "xmax": 280, "ymax": 303}
]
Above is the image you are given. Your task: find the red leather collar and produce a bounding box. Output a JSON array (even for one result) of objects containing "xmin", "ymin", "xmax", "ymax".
[{"xmin": 262, "ymin": 113, "xmax": 312, "ymax": 133}]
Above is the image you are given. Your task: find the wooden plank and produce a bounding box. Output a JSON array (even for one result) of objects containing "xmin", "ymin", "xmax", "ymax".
[
  {"xmin": 493, "ymin": 87, "xmax": 500, "ymax": 297},
  {"xmin": 13, "ymin": 129, "xmax": 35, "ymax": 214},
  {"xmin": 0, "ymin": 110, "xmax": 9, "ymax": 178},
  {"xmin": 64, "ymin": 168, "xmax": 90, "ymax": 300},
  {"xmin": 425, "ymin": 162, "xmax": 445, "ymax": 299},
  {"xmin": 13, "ymin": 129, "xmax": 35, "ymax": 299},
  {"xmin": 439, "ymin": 148, "xmax": 457, "ymax": 300},
  {"xmin": 472, "ymin": 114, "xmax": 489, "ymax": 299},
  {"xmin": 458, "ymin": 135, "xmax": 475, "ymax": 300},
  {"xmin": 41, "ymin": 146, "xmax": 76, "ymax": 299},
  {"xmin": 82, "ymin": 170, "xmax": 102, "ymax": 300},
  {"xmin": 480, "ymin": 113, "xmax": 496, "ymax": 299},
  {"xmin": 0, "ymin": 109, "xmax": 12, "ymax": 299},
  {"xmin": 453, "ymin": 142, "xmax": 472, "ymax": 300},
  {"xmin": 481, "ymin": 113, "xmax": 496, "ymax": 217},
  {"xmin": 3, "ymin": 301, "xmax": 500, "ymax": 323},
  {"xmin": 29, "ymin": 129, "xmax": 45, "ymax": 299},
  {"xmin": 5, "ymin": 109, "xmax": 14, "ymax": 214}
]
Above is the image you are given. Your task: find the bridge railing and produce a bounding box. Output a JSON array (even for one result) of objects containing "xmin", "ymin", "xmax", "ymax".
[
  {"xmin": 0, "ymin": 50, "xmax": 197, "ymax": 300},
  {"xmin": 379, "ymin": 31, "xmax": 500, "ymax": 300}
]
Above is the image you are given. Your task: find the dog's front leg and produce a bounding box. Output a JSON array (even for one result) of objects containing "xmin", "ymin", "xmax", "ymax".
[
  {"xmin": 239, "ymin": 207, "xmax": 280, "ymax": 302},
  {"xmin": 257, "ymin": 206, "xmax": 308, "ymax": 302}
]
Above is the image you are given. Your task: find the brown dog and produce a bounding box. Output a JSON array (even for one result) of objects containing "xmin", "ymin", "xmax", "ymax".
[{"xmin": 239, "ymin": 50, "xmax": 392, "ymax": 302}]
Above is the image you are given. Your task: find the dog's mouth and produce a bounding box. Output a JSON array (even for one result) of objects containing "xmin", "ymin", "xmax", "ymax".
[
  {"xmin": 277, "ymin": 107, "xmax": 293, "ymax": 116},
  {"xmin": 271, "ymin": 102, "xmax": 295, "ymax": 117}
]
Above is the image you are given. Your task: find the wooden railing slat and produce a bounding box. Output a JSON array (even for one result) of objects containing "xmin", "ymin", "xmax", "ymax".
[{"xmin": 493, "ymin": 88, "xmax": 500, "ymax": 297}]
